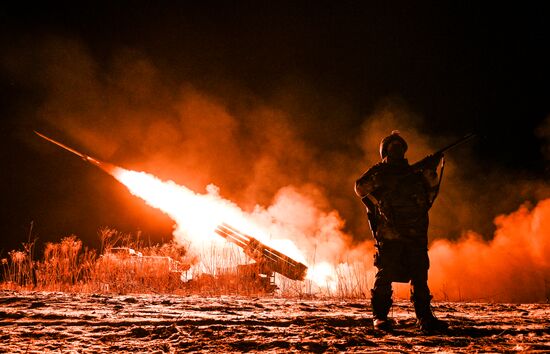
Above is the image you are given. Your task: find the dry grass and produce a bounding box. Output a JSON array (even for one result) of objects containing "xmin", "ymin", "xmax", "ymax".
[
  {"xmin": 0, "ymin": 228, "xmax": 189, "ymax": 294},
  {"xmin": 1, "ymin": 228, "xmax": 373, "ymax": 298},
  {"xmin": 35, "ymin": 235, "xmax": 96, "ymax": 291}
]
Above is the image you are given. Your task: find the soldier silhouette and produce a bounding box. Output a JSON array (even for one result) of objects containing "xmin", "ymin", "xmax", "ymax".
[{"xmin": 355, "ymin": 131, "xmax": 448, "ymax": 332}]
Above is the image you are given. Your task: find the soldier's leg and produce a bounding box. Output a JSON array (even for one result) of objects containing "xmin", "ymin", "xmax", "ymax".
[
  {"xmin": 371, "ymin": 243, "xmax": 399, "ymax": 330},
  {"xmin": 409, "ymin": 249, "xmax": 448, "ymax": 332},
  {"xmin": 410, "ymin": 277, "xmax": 431, "ymax": 320},
  {"xmin": 372, "ymin": 271, "xmax": 393, "ymax": 321}
]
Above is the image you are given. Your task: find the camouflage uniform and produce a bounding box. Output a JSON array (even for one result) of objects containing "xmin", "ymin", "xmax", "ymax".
[{"xmin": 355, "ymin": 131, "xmax": 446, "ymax": 331}]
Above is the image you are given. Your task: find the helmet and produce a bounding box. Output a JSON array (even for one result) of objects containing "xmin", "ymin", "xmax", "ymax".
[{"xmin": 379, "ymin": 130, "xmax": 408, "ymax": 159}]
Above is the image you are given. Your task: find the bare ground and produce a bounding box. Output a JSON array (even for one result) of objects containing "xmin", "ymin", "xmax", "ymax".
[{"xmin": 0, "ymin": 290, "xmax": 548, "ymax": 353}]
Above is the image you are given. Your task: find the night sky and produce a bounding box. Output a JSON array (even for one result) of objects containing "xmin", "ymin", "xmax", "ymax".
[{"xmin": 1, "ymin": 3, "xmax": 549, "ymax": 255}]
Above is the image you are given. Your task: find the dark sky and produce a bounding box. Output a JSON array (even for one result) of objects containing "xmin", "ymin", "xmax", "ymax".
[{"xmin": 1, "ymin": 3, "xmax": 549, "ymax": 255}]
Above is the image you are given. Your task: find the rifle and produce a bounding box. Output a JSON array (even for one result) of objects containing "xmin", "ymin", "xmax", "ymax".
[
  {"xmin": 412, "ymin": 132, "xmax": 476, "ymax": 207},
  {"xmin": 411, "ymin": 133, "xmax": 476, "ymax": 171}
]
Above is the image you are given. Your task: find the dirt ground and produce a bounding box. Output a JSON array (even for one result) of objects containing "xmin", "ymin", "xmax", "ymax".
[{"xmin": 0, "ymin": 290, "xmax": 548, "ymax": 353}]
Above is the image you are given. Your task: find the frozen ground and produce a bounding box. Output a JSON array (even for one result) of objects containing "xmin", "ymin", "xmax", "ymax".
[{"xmin": 0, "ymin": 290, "xmax": 548, "ymax": 353}]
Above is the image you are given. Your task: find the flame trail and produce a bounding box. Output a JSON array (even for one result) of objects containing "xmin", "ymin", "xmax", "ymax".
[{"xmin": 111, "ymin": 167, "xmax": 306, "ymax": 259}]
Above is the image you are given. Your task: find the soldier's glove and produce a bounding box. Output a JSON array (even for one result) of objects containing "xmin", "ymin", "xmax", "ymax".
[{"xmin": 424, "ymin": 152, "xmax": 444, "ymax": 170}]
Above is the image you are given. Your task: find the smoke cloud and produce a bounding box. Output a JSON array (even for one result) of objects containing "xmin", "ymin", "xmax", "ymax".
[
  {"xmin": 429, "ymin": 199, "xmax": 550, "ymax": 302},
  {"xmin": 4, "ymin": 35, "xmax": 550, "ymax": 301}
]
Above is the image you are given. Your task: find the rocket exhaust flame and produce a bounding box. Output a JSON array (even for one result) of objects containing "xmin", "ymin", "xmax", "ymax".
[{"xmin": 35, "ymin": 131, "xmax": 318, "ymax": 284}]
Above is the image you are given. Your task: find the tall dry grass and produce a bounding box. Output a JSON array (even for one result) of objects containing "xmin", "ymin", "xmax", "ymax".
[
  {"xmin": 1, "ymin": 228, "xmax": 374, "ymax": 298},
  {"xmin": 35, "ymin": 235, "xmax": 97, "ymax": 291},
  {"xmin": 1, "ymin": 228, "xmax": 189, "ymax": 294},
  {"xmin": 92, "ymin": 228, "xmax": 191, "ymax": 294}
]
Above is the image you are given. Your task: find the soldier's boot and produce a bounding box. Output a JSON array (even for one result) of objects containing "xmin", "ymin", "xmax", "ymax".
[
  {"xmin": 411, "ymin": 290, "xmax": 448, "ymax": 333},
  {"xmin": 371, "ymin": 289, "xmax": 394, "ymax": 331}
]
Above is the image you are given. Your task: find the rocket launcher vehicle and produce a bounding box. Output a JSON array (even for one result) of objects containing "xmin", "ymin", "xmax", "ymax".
[{"xmin": 215, "ymin": 223, "xmax": 308, "ymax": 281}]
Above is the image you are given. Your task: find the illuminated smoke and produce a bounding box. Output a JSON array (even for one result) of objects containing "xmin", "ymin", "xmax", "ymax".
[{"xmin": 429, "ymin": 199, "xmax": 550, "ymax": 302}]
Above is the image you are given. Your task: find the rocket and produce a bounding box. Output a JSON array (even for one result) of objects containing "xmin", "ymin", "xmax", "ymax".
[{"xmin": 34, "ymin": 131, "xmax": 115, "ymax": 173}]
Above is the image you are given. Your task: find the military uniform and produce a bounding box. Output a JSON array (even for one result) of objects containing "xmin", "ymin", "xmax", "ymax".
[{"xmin": 355, "ymin": 131, "xmax": 447, "ymax": 332}]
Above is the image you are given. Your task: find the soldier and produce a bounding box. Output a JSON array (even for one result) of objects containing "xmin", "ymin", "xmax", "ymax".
[{"xmin": 355, "ymin": 130, "xmax": 448, "ymax": 332}]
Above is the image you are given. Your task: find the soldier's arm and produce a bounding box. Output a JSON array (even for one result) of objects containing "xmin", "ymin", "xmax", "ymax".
[
  {"xmin": 354, "ymin": 174, "xmax": 373, "ymax": 198},
  {"xmin": 421, "ymin": 155, "xmax": 444, "ymax": 203},
  {"xmin": 355, "ymin": 171, "xmax": 381, "ymax": 212}
]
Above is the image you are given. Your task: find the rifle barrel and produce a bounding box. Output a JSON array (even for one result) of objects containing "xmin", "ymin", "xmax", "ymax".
[{"xmin": 436, "ymin": 133, "xmax": 476, "ymax": 155}]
